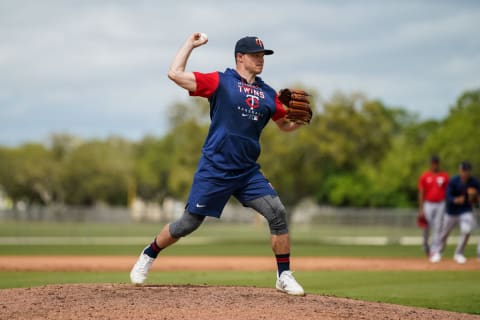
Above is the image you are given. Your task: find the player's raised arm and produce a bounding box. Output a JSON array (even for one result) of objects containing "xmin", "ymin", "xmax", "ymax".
[{"xmin": 168, "ymin": 32, "xmax": 208, "ymax": 92}]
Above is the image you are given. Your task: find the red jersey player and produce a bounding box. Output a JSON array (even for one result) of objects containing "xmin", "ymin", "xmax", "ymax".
[{"xmin": 418, "ymin": 155, "xmax": 449, "ymax": 257}]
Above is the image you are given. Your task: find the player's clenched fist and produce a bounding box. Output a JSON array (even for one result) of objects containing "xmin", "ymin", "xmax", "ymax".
[{"xmin": 191, "ymin": 32, "xmax": 208, "ymax": 48}]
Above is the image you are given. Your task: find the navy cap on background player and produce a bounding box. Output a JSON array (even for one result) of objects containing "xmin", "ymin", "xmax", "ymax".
[
  {"xmin": 460, "ymin": 161, "xmax": 472, "ymax": 171},
  {"xmin": 235, "ymin": 36, "xmax": 274, "ymax": 55},
  {"xmin": 431, "ymin": 155, "xmax": 440, "ymax": 163}
]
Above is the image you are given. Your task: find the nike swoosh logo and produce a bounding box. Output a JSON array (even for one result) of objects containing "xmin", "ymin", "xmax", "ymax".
[{"xmin": 196, "ymin": 204, "xmax": 206, "ymax": 208}]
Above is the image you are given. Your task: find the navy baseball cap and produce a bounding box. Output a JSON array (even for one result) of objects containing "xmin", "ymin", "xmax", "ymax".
[
  {"xmin": 460, "ymin": 161, "xmax": 472, "ymax": 171},
  {"xmin": 431, "ymin": 155, "xmax": 440, "ymax": 163},
  {"xmin": 234, "ymin": 36, "xmax": 274, "ymax": 55}
]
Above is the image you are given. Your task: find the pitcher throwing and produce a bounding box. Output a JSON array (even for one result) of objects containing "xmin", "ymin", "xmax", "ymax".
[{"xmin": 130, "ymin": 33, "xmax": 312, "ymax": 295}]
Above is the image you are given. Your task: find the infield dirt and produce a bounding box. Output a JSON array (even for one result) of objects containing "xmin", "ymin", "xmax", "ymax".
[
  {"xmin": 1, "ymin": 283, "xmax": 479, "ymax": 320},
  {"xmin": 1, "ymin": 256, "xmax": 479, "ymax": 319},
  {"xmin": 1, "ymin": 255, "xmax": 480, "ymax": 272}
]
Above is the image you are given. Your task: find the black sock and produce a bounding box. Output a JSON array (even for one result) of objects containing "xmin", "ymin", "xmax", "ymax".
[
  {"xmin": 143, "ymin": 238, "xmax": 162, "ymax": 259},
  {"xmin": 276, "ymin": 253, "xmax": 290, "ymax": 276}
]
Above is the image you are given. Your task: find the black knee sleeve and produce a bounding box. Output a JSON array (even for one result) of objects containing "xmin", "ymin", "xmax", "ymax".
[
  {"xmin": 169, "ymin": 210, "xmax": 205, "ymax": 238},
  {"xmin": 245, "ymin": 196, "xmax": 289, "ymax": 235}
]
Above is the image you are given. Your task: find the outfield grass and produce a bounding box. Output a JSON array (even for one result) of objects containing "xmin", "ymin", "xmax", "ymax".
[
  {"xmin": 0, "ymin": 220, "xmax": 424, "ymax": 237},
  {"xmin": 1, "ymin": 270, "xmax": 479, "ymax": 315},
  {"xmin": 0, "ymin": 221, "xmax": 477, "ymax": 257}
]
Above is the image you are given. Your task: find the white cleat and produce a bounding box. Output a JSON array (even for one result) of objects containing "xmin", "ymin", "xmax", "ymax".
[
  {"xmin": 130, "ymin": 252, "xmax": 155, "ymax": 284},
  {"xmin": 276, "ymin": 271, "xmax": 305, "ymax": 296},
  {"xmin": 429, "ymin": 252, "xmax": 442, "ymax": 263},
  {"xmin": 453, "ymin": 254, "xmax": 467, "ymax": 264}
]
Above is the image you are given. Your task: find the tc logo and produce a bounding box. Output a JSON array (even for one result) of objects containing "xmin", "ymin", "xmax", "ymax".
[
  {"xmin": 256, "ymin": 38, "xmax": 264, "ymax": 48},
  {"xmin": 436, "ymin": 176, "xmax": 445, "ymax": 186},
  {"xmin": 245, "ymin": 94, "xmax": 260, "ymax": 108}
]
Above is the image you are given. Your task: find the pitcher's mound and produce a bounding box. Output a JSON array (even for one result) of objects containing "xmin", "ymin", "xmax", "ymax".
[{"xmin": 0, "ymin": 284, "xmax": 477, "ymax": 320}]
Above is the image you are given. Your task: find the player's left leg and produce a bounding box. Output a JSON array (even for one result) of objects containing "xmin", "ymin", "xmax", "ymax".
[
  {"xmin": 430, "ymin": 201, "xmax": 445, "ymax": 256},
  {"xmin": 454, "ymin": 212, "xmax": 476, "ymax": 264},
  {"xmin": 422, "ymin": 202, "xmax": 434, "ymax": 255},
  {"xmin": 244, "ymin": 195, "xmax": 304, "ymax": 296},
  {"xmin": 130, "ymin": 211, "xmax": 206, "ymax": 284},
  {"xmin": 131, "ymin": 169, "xmax": 233, "ymax": 285},
  {"xmin": 430, "ymin": 213, "xmax": 457, "ymax": 263}
]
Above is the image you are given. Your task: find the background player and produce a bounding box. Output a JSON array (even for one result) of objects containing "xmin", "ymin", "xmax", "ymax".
[
  {"xmin": 417, "ymin": 155, "xmax": 449, "ymax": 256},
  {"xmin": 430, "ymin": 161, "xmax": 480, "ymax": 264},
  {"xmin": 130, "ymin": 33, "xmax": 307, "ymax": 295}
]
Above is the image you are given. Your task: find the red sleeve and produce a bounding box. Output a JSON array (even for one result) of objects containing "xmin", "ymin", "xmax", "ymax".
[
  {"xmin": 272, "ymin": 95, "xmax": 287, "ymax": 121},
  {"xmin": 189, "ymin": 72, "xmax": 219, "ymax": 98}
]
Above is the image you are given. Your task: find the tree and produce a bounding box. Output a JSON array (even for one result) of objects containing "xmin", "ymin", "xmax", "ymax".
[
  {"xmin": 61, "ymin": 137, "xmax": 133, "ymax": 205},
  {"xmin": 359, "ymin": 88, "xmax": 480, "ymax": 207},
  {"xmin": 134, "ymin": 98, "xmax": 209, "ymax": 201},
  {"xmin": 423, "ymin": 89, "xmax": 480, "ymax": 172},
  {"xmin": 48, "ymin": 133, "xmax": 83, "ymax": 161},
  {"xmin": 2, "ymin": 88, "xmax": 478, "ymax": 209},
  {"xmin": 134, "ymin": 136, "xmax": 172, "ymax": 201},
  {"xmin": 0, "ymin": 144, "xmax": 59, "ymax": 204},
  {"xmin": 315, "ymin": 92, "xmax": 400, "ymax": 169},
  {"xmin": 260, "ymin": 90, "xmax": 409, "ymax": 206}
]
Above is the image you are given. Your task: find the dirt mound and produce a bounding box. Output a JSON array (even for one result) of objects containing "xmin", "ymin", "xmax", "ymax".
[{"xmin": 1, "ymin": 284, "xmax": 478, "ymax": 320}]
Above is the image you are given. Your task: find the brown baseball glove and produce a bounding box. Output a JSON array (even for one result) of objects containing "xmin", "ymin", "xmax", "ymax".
[
  {"xmin": 278, "ymin": 89, "xmax": 313, "ymax": 125},
  {"xmin": 467, "ymin": 187, "xmax": 478, "ymax": 203}
]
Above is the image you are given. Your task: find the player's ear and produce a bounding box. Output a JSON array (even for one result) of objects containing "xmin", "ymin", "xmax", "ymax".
[{"xmin": 235, "ymin": 53, "xmax": 243, "ymax": 65}]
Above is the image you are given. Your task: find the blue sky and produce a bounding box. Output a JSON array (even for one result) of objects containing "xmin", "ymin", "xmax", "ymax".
[{"xmin": 1, "ymin": 1, "xmax": 479, "ymax": 145}]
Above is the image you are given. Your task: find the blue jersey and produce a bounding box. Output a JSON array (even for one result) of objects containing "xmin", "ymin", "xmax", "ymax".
[
  {"xmin": 446, "ymin": 175, "xmax": 480, "ymax": 215},
  {"xmin": 185, "ymin": 68, "xmax": 285, "ymax": 217},
  {"xmin": 190, "ymin": 68, "xmax": 286, "ymax": 176}
]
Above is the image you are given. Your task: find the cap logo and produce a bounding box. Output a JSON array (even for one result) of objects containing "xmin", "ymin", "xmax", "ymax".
[{"xmin": 255, "ymin": 38, "xmax": 264, "ymax": 48}]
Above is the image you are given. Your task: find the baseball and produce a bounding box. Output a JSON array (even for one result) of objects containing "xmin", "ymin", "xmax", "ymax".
[{"xmin": 200, "ymin": 33, "xmax": 208, "ymax": 41}]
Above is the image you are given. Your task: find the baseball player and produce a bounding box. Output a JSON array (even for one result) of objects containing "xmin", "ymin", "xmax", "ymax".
[
  {"xmin": 130, "ymin": 33, "xmax": 312, "ymax": 296},
  {"xmin": 430, "ymin": 161, "xmax": 480, "ymax": 264},
  {"xmin": 417, "ymin": 155, "xmax": 449, "ymax": 256}
]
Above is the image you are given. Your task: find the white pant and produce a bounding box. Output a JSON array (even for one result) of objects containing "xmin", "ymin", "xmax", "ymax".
[
  {"xmin": 432, "ymin": 211, "xmax": 477, "ymax": 255},
  {"xmin": 422, "ymin": 201, "xmax": 445, "ymax": 253}
]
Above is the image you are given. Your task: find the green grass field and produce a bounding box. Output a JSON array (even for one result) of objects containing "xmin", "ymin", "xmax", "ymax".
[
  {"xmin": 0, "ymin": 221, "xmax": 479, "ymax": 314},
  {"xmin": 0, "ymin": 221, "xmax": 477, "ymax": 257}
]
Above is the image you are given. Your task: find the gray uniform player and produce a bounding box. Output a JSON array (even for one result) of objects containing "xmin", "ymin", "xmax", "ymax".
[{"xmin": 430, "ymin": 161, "xmax": 480, "ymax": 264}]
